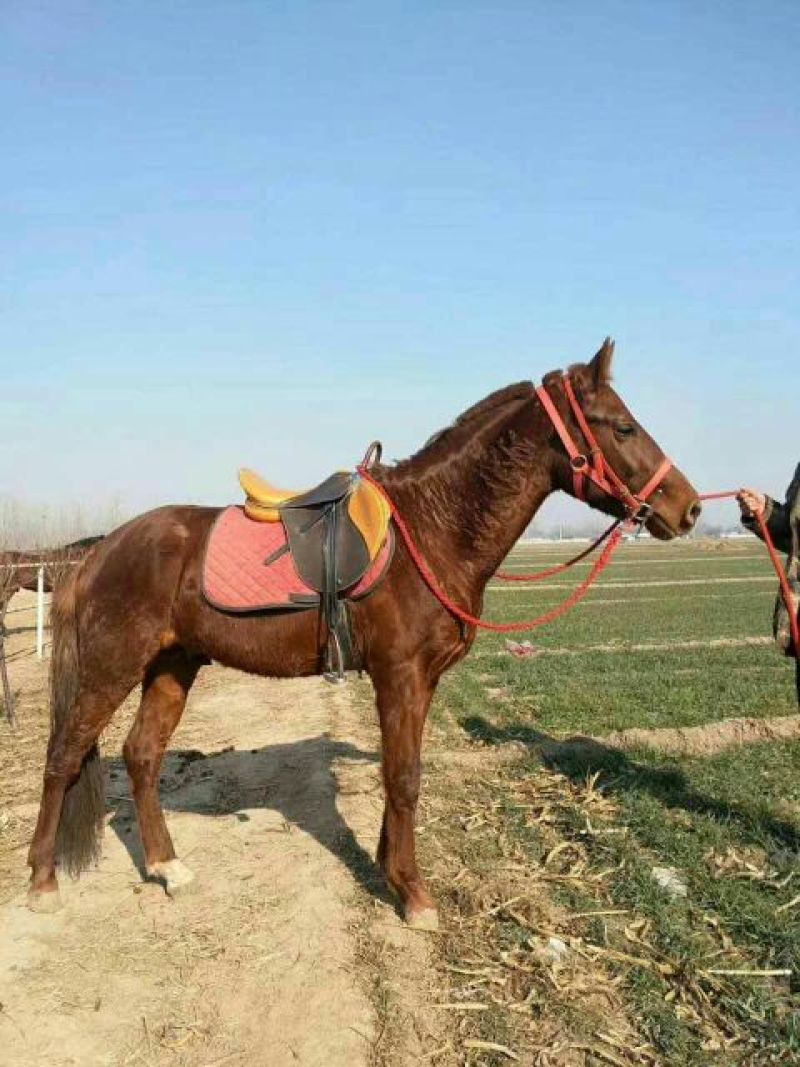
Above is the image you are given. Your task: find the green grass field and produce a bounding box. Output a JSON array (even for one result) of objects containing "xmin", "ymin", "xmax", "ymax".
[
  {"xmin": 423, "ymin": 536, "xmax": 800, "ymax": 1065},
  {"xmin": 452, "ymin": 538, "xmax": 796, "ymax": 736}
]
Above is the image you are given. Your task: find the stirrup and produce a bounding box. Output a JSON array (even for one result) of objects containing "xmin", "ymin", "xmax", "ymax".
[{"xmin": 322, "ymin": 630, "xmax": 347, "ymax": 685}]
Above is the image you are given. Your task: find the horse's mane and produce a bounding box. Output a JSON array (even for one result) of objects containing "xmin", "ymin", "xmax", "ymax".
[
  {"xmin": 381, "ymin": 378, "xmax": 542, "ymax": 544},
  {"xmin": 408, "ymin": 381, "xmax": 535, "ymax": 460},
  {"xmin": 421, "ymin": 360, "xmax": 601, "ymax": 455}
]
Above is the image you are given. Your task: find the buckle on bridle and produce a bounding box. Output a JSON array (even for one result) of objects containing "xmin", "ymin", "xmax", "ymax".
[
  {"xmin": 632, "ymin": 501, "xmax": 653, "ymax": 524},
  {"xmin": 570, "ymin": 455, "xmax": 589, "ymax": 472}
]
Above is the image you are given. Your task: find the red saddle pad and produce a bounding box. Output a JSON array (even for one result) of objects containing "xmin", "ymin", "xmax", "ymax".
[{"xmin": 203, "ymin": 506, "xmax": 393, "ymax": 613}]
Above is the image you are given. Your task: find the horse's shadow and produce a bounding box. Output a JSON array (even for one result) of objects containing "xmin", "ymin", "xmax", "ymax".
[
  {"xmin": 105, "ymin": 734, "xmax": 393, "ymax": 906},
  {"xmin": 461, "ymin": 716, "xmax": 800, "ymax": 850},
  {"xmin": 104, "ymin": 717, "xmax": 799, "ymax": 914}
]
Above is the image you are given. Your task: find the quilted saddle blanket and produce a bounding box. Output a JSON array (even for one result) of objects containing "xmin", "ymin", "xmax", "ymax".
[{"xmin": 203, "ymin": 506, "xmax": 394, "ymax": 613}]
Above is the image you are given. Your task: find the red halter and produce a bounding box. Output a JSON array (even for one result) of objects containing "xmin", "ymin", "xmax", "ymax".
[
  {"xmin": 536, "ymin": 374, "xmax": 673, "ymax": 522},
  {"xmin": 354, "ymin": 375, "xmax": 675, "ymax": 633}
]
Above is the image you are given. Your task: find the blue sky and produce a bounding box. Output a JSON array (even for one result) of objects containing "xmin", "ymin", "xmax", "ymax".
[{"xmin": 2, "ymin": 1, "xmax": 798, "ymax": 530}]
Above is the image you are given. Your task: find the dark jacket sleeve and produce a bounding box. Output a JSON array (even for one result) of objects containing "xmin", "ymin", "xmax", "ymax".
[{"xmin": 743, "ymin": 497, "xmax": 793, "ymax": 554}]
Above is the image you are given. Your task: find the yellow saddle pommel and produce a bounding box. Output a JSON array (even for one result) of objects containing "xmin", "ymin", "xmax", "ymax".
[{"xmin": 238, "ymin": 468, "xmax": 391, "ymax": 561}]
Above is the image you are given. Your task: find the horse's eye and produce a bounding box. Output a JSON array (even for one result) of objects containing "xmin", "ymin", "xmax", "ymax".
[{"xmin": 615, "ymin": 423, "xmax": 636, "ymax": 439}]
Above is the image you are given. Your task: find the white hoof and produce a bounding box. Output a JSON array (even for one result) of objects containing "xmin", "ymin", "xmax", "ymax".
[
  {"xmin": 27, "ymin": 888, "xmax": 63, "ymax": 914},
  {"xmin": 405, "ymin": 907, "xmax": 439, "ymax": 932},
  {"xmin": 147, "ymin": 858, "xmax": 196, "ymax": 898}
]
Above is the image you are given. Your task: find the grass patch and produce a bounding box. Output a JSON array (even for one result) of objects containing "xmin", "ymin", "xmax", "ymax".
[
  {"xmin": 479, "ymin": 588, "xmax": 779, "ymax": 648},
  {"xmin": 415, "ymin": 537, "xmax": 800, "ymax": 1062},
  {"xmin": 439, "ymin": 643, "xmax": 796, "ymax": 736},
  {"xmin": 421, "ymin": 738, "xmax": 800, "ymax": 1064}
]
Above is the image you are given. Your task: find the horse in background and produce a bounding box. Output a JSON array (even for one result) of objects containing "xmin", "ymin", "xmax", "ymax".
[
  {"xmin": 0, "ymin": 536, "xmax": 104, "ymax": 724},
  {"xmin": 1, "ymin": 534, "xmax": 103, "ymax": 598}
]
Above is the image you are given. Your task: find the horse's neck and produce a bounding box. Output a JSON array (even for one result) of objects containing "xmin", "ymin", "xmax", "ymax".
[
  {"xmin": 452, "ymin": 453, "xmax": 554, "ymax": 587},
  {"xmin": 386, "ymin": 399, "xmax": 557, "ymax": 600}
]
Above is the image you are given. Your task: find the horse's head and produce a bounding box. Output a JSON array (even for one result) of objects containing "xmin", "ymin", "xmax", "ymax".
[{"xmin": 543, "ymin": 339, "xmax": 701, "ymax": 539}]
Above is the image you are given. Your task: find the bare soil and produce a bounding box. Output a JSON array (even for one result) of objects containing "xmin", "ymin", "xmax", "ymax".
[
  {"xmin": 0, "ymin": 594, "xmax": 444, "ymax": 1067},
  {"xmin": 4, "ymin": 580, "xmax": 778, "ymax": 1066},
  {"xmin": 597, "ymin": 711, "xmax": 800, "ymax": 757}
]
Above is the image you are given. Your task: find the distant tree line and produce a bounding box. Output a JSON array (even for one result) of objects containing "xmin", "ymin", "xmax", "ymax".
[{"xmin": 0, "ymin": 497, "xmax": 126, "ymax": 551}]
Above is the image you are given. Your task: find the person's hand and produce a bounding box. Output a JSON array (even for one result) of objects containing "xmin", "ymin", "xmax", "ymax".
[{"xmin": 737, "ymin": 489, "xmax": 766, "ymax": 518}]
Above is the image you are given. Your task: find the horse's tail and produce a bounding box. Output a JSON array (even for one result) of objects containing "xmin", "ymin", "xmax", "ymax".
[{"xmin": 51, "ymin": 568, "xmax": 104, "ymax": 876}]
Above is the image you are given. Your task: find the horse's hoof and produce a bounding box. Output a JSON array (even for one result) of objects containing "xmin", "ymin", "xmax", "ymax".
[
  {"xmin": 147, "ymin": 859, "xmax": 196, "ymax": 898},
  {"xmin": 27, "ymin": 887, "xmax": 63, "ymax": 914},
  {"xmin": 405, "ymin": 906, "xmax": 439, "ymax": 931}
]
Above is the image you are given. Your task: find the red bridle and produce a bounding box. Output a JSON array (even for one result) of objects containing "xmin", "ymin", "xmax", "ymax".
[
  {"xmin": 536, "ymin": 375, "xmax": 673, "ymax": 523},
  {"xmin": 355, "ymin": 375, "xmax": 676, "ymax": 632},
  {"xmin": 357, "ymin": 378, "xmax": 795, "ymax": 652}
]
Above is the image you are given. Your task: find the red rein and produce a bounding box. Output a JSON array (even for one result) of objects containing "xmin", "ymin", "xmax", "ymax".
[
  {"xmin": 359, "ymin": 467, "xmax": 798, "ymax": 652},
  {"xmin": 494, "ymin": 520, "xmax": 620, "ymax": 583},
  {"xmin": 356, "ymin": 371, "xmax": 674, "ymax": 634},
  {"xmin": 357, "ymin": 374, "xmax": 798, "ymax": 651},
  {"xmin": 358, "ymin": 463, "xmax": 629, "ymax": 633}
]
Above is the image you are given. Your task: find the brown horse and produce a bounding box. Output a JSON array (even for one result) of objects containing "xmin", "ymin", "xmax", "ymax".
[
  {"xmin": 0, "ymin": 536, "xmax": 104, "ymax": 604},
  {"xmin": 1, "ymin": 536, "xmax": 104, "ymax": 724},
  {"xmin": 28, "ymin": 341, "xmax": 700, "ymax": 927}
]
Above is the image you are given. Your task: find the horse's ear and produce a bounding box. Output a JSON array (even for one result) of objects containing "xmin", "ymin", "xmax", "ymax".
[{"xmin": 589, "ymin": 337, "xmax": 615, "ymax": 388}]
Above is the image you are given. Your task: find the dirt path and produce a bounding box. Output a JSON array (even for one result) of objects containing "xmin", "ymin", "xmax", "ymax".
[{"xmin": 0, "ymin": 605, "xmax": 443, "ymax": 1066}]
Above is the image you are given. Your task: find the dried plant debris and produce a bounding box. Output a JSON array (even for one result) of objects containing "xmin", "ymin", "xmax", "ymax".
[{"xmin": 418, "ymin": 752, "xmax": 800, "ymax": 1065}]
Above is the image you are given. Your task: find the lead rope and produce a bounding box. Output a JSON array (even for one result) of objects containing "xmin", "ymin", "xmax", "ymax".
[
  {"xmin": 494, "ymin": 519, "xmax": 621, "ymax": 582},
  {"xmin": 699, "ymin": 491, "xmax": 799, "ymax": 657},
  {"xmin": 495, "ymin": 491, "xmax": 799, "ymax": 658},
  {"xmin": 356, "ymin": 467, "xmax": 798, "ymax": 649}
]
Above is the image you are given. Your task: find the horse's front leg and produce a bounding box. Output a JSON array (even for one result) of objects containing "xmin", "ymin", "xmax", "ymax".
[{"xmin": 374, "ymin": 664, "xmax": 438, "ymax": 930}]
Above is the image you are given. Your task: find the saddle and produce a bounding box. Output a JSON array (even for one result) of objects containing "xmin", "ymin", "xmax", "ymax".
[
  {"xmin": 237, "ymin": 460, "xmax": 391, "ymax": 679},
  {"xmin": 239, "ymin": 468, "xmax": 390, "ymax": 562}
]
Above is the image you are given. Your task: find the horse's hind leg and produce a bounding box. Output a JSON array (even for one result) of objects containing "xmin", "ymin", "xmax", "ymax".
[
  {"xmin": 28, "ymin": 685, "xmax": 130, "ymax": 911},
  {"xmin": 122, "ymin": 647, "xmax": 201, "ymax": 896}
]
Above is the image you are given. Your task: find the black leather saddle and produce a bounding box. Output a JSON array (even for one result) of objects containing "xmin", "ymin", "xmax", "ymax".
[
  {"xmin": 278, "ymin": 473, "xmax": 372, "ymax": 595},
  {"xmin": 239, "ymin": 447, "xmax": 390, "ymax": 682},
  {"xmin": 271, "ymin": 473, "xmax": 371, "ymax": 681}
]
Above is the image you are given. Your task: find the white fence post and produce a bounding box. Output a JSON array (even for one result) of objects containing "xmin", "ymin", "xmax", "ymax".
[{"xmin": 36, "ymin": 566, "xmax": 45, "ymax": 660}]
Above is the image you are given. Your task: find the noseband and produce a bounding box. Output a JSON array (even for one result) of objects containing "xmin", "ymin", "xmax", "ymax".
[{"xmin": 536, "ymin": 375, "xmax": 673, "ymax": 524}]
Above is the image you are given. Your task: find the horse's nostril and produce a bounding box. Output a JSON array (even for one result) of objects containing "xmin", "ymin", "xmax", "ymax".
[{"xmin": 685, "ymin": 501, "xmax": 702, "ymax": 526}]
